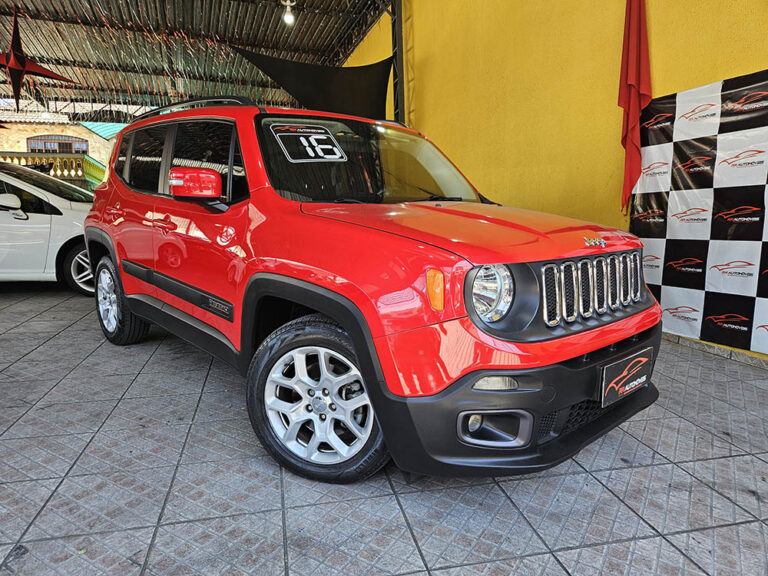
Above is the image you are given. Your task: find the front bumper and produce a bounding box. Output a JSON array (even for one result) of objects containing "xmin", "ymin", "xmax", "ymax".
[{"xmin": 376, "ymin": 322, "xmax": 662, "ymax": 476}]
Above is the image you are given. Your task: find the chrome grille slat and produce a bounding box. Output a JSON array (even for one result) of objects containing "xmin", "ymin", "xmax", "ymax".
[
  {"xmin": 607, "ymin": 255, "xmax": 621, "ymax": 310},
  {"xmin": 560, "ymin": 262, "xmax": 578, "ymax": 322},
  {"xmin": 541, "ymin": 264, "xmax": 561, "ymax": 327},
  {"xmin": 620, "ymin": 253, "xmax": 632, "ymax": 306},
  {"xmin": 578, "ymin": 260, "xmax": 594, "ymax": 318},
  {"xmin": 631, "ymin": 252, "xmax": 641, "ymax": 301},
  {"xmin": 539, "ymin": 251, "xmax": 643, "ymax": 328},
  {"xmin": 593, "ymin": 257, "xmax": 608, "ymax": 314}
]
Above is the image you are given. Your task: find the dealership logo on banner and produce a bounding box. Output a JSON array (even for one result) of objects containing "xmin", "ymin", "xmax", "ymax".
[
  {"xmin": 664, "ymin": 306, "xmax": 699, "ymax": 322},
  {"xmin": 632, "ymin": 209, "xmax": 665, "ymax": 223},
  {"xmin": 667, "ymin": 189, "xmax": 714, "ymax": 240},
  {"xmin": 709, "ymin": 260, "xmax": 756, "ymax": 277},
  {"xmin": 667, "ymin": 258, "xmax": 705, "ymax": 273},
  {"xmin": 639, "ymin": 143, "xmax": 673, "ymax": 192},
  {"xmin": 711, "ymin": 187, "xmax": 765, "ymax": 240},
  {"xmin": 641, "ymin": 162, "xmax": 669, "ymax": 177},
  {"xmin": 639, "ymin": 238, "xmax": 665, "ymax": 285},
  {"xmin": 631, "ymin": 192, "xmax": 668, "ymax": 238},
  {"xmin": 670, "ymin": 207, "xmax": 708, "ymax": 222},
  {"xmin": 672, "ymin": 137, "xmax": 716, "ymax": 190},
  {"xmin": 718, "ymin": 149, "xmax": 765, "ymax": 168},
  {"xmin": 679, "ymin": 103, "xmax": 718, "ymax": 122},
  {"xmin": 642, "ymin": 113, "xmax": 673, "ymax": 130},
  {"xmin": 725, "ymin": 91, "xmax": 768, "ymax": 113},
  {"xmin": 676, "ymin": 157, "xmax": 712, "ymax": 173},
  {"xmin": 705, "ymin": 240, "xmax": 761, "ymax": 295},
  {"xmin": 662, "ymin": 240, "xmax": 709, "ymax": 289},
  {"xmin": 640, "ymin": 95, "xmax": 676, "ymax": 146},
  {"xmin": 660, "ymin": 286, "xmax": 704, "ymax": 337}
]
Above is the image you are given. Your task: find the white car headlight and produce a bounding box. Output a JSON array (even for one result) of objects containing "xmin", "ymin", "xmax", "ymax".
[{"xmin": 471, "ymin": 264, "xmax": 515, "ymax": 323}]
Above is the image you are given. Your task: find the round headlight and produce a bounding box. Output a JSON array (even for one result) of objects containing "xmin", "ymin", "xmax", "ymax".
[{"xmin": 471, "ymin": 264, "xmax": 515, "ymax": 323}]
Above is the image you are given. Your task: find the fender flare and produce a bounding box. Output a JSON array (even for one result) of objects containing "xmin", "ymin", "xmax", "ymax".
[
  {"xmin": 239, "ymin": 273, "xmax": 387, "ymax": 387},
  {"xmin": 84, "ymin": 226, "xmax": 118, "ymax": 273}
]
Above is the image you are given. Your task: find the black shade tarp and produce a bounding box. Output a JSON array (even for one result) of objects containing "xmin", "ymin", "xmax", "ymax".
[{"xmin": 234, "ymin": 47, "xmax": 392, "ymax": 120}]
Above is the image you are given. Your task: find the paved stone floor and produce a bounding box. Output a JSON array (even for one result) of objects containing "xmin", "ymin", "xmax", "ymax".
[{"xmin": 1, "ymin": 285, "xmax": 767, "ymax": 575}]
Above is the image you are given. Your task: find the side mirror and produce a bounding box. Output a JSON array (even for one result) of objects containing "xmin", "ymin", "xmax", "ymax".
[
  {"xmin": 169, "ymin": 167, "xmax": 222, "ymax": 199},
  {"xmin": 0, "ymin": 193, "xmax": 21, "ymax": 211}
]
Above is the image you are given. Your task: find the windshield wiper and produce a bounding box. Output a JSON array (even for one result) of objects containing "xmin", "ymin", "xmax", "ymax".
[
  {"xmin": 332, "ymin": 198, "xmax": 365, "ymax": 204},
  {"xmin": 410, "ymin": 194, "xmax": 465, "ymax": 202}
]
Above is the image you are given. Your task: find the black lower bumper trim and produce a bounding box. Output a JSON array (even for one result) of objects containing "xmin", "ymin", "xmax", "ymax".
[{"xmin": 376, "ymin": 322, "xmax": 662, "ymax": 477}]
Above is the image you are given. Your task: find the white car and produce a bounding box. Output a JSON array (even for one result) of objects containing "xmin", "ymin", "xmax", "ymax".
[{"xmin": 0, "ymin": 163, "xmax": 94, "ymax": 295}]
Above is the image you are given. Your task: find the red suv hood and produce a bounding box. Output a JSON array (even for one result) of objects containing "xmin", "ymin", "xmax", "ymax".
[{"xmin": 301, "ymin": 202, "xmax": 641, "ymax": 264}]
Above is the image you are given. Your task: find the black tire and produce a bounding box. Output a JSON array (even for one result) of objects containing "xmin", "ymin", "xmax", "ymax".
[
  {"xmin": 246, "ymin": 313, "xmax": 390, "ymax": 483},
  {"xmin": 94, "ymin": 256, "xmax": 151, "ymax": 345},
  {"xmin": 61, "ymin": 242, "xmax": 94, "ymax": 296}
]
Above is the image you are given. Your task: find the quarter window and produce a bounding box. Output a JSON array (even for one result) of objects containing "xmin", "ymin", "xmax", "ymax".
[
  {"xmin": 114, "ymin": 135, "xmax": 130, "ymax": 178},
  {"xmin": 128, "ymin": 126, "xmax": 167, "ymax": 194},
  {"xmin": 170, "ymin": 121, "xmax": 249, "ymax": 203}
]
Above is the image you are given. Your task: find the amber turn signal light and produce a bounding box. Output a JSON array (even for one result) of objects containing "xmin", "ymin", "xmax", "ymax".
[{"xmin": 426, "ymin": 269, "xmax": 445, "ymax": 311}]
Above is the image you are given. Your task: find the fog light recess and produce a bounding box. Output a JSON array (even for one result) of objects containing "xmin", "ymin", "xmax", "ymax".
[
  {"xmin": 473, "ymin": 376, "xmax": 519, "ymax": 391},
  {"xmin": 457, "ymin": 409, "xmax": 533, "ymax": 448}
]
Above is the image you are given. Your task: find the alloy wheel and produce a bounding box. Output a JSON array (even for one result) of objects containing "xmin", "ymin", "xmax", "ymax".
[
  {"xmin": 97, "ymin": 268, "xmax": 119, "ymax": 333},
  {"xmin": 70, "ymin": 249, "xmax": 95, "ymax": 293},
  {"xmin": 264, "ymin": 346, "xmax": 373, "ymax": 464}
]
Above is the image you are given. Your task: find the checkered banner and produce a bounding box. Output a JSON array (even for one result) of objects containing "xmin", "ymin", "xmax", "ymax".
[{"xmin": 631, "ymin": 69, "xmax": 768, "ymax": 354}]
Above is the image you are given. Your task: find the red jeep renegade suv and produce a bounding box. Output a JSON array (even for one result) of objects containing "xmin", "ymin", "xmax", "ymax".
[{"xmin": 84, "ymin": 97, "xmax": 662, "ymax": 483}]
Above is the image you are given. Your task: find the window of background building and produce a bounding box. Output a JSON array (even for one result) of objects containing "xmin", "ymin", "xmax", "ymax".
[{"xmin": 27, "ymin": 135, "xmax": 89, "ymax": 155}]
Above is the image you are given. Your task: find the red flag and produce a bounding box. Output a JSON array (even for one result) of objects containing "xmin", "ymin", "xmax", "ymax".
[{"xmin": 618, "ymin": 0, "xmax": 652, "ymax": 212}]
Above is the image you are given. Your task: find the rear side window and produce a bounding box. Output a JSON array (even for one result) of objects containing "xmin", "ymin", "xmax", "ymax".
[
  {"xmin": 171, "ymin": 121, "xmax": 249, "ymax": 203},
  {"xmin": 128, "ymin": 126, "xmax": 166, "ymax": 193},
  {"xmin": 114, "ymin": 135, "xmax": 130, "ymax": 178}
]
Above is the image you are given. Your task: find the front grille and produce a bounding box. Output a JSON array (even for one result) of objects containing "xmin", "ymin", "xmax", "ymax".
[{"xmin": 541, "ymin": 250, "xmax": 642, "ymax": 327}]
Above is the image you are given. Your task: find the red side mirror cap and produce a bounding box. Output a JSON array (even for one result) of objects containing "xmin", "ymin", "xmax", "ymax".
[{"xmin": 169, "ymin": 167, "xmax": 222, "ymax": 199}]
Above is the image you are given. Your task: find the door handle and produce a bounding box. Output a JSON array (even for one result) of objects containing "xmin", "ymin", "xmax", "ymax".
[{"xmin": 154, "ymin": 217, "xmax": 177, "ymax": 232}]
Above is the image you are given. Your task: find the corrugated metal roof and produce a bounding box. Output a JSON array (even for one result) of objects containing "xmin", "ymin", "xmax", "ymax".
[
  {"xmin": 0, "ymin": 0, "xmax": 387, "ymax": 118},
  {"xmin": 79, "ymin": 121, "xmax": 127, "ymax": 140}
]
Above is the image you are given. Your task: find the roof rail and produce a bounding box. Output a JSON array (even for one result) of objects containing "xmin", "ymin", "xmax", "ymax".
[{"xmin": 133, "ymin": 96, "xmax": 257, "ymax": 121}]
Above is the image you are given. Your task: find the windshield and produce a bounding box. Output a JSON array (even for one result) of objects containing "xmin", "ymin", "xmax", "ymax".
[
  {"xmin": 256, "ymin": 115, "xmax": 479, "ymax": 204},
  {"xmin": 0, "ymin": 163, "xmax": 94, "ymax": 203}
]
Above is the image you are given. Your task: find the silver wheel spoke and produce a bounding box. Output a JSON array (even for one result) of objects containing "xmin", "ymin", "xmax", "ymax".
[
  {"xmin": 266, "ymin": 396, "xmax": 301, "ymax": 415},
  {"xmin": 326, "ymin": 429, "xmax": 351, "ymax": 459},
  {"xmin": 340, "ymin": 394, "xmax": 368, "ymax": 413},
  {"xmin": 75, "ymin": 269, "xmax": 93, "ymax": 282}
]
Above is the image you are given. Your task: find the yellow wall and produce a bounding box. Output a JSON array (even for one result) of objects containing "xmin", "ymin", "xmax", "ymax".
[
  {"xmin": 344, "ymin": 15, "xmax": 394, "ymax": 120},
  {"xmin": 346, "ymin": 0, "xmax": 768, "ymax": 230}
]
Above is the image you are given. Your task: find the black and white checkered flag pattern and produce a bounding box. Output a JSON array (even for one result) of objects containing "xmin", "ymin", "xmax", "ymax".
[{"xmin": 631, "ymin": 69, "xmax": 768, "ymax": 354}]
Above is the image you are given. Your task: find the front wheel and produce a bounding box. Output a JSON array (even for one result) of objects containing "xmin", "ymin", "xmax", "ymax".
[{"xmin": 246, "ymin": 314, "xmax": 389, "ymax": 483}]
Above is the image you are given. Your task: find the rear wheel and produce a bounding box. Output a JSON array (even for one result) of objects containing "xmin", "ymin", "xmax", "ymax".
[
  {"xmin": 95, "ymin": 256, "xmax": 150, "ymax": 345},
  {"xmin": 246, "ymin": 314, "xmax": 389, "ymax": 483},
  {"xmin": 62, "ymin": 242, "xmax": 94, "ymax": 296}
]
